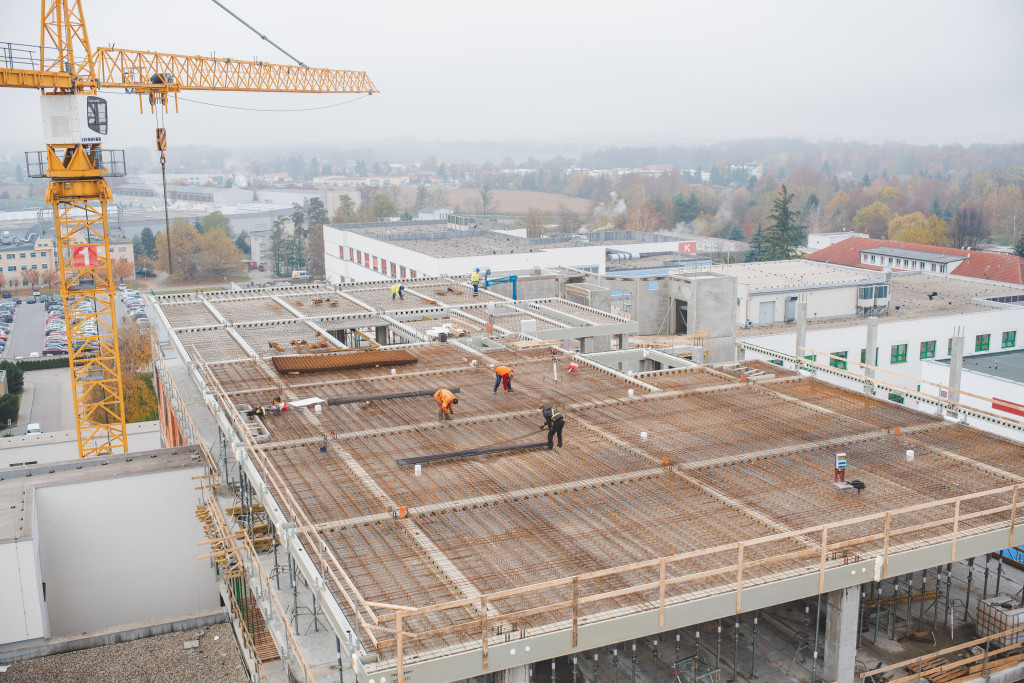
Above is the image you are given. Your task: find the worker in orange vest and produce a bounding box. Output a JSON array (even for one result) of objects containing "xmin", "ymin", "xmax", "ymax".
[
  {"xmin": 493, "ymin": 366, "xmax": 514, "ymax": 393},
  {"xmin": 433, "ymin": 388, "xmax": 458, "ymax": 420}
]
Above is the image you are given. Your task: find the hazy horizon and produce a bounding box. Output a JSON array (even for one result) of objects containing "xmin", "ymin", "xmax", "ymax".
[{"xmin": 1, "ymin": 0, "xmax": 1022, "ymax": 157}]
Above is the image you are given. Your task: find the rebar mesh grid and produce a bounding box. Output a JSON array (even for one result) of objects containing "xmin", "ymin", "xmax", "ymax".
[
  {"xmin": 161, "ymin": 302, "xmax": 222, "ymax": 328},
  {"xmin": 209, "ymin": 298, "xmax": 299, "ymax": 323},
  {"xmin": 234, "ymin": 321, "xmax": 326, "ymax": 356},
  {"xmin": 177, "ymin": 329, "xmax": 248, "ymax": 363},
  {"xmin": 277, "ymin": 293, "xmax": 368, "ymax": 316}
]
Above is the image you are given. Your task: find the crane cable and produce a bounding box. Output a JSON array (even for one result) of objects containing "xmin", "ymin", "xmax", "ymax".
[
  {"xmin": 155, "ymin": 105, "xmax": 172, "ymax": 276},
  {"xmin": 208, "ymin": 0, "xmax": 307, "ymax": 68}
]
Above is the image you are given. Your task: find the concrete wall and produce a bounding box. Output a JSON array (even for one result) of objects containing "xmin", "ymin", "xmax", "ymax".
[
  {"xmin": 34, "ymin": 467, "xmax": 220, "ymax": 636},
  {"xmin": 0, "ymin": 424, "xmax": 162, "ymax": 468},
  {"xmin": 739, "ymin": 284, "xmax": 861, "ymax": 326},
  {"xmin": 0, "ymin": 539, "xmax": 46, "ymax": 645}
]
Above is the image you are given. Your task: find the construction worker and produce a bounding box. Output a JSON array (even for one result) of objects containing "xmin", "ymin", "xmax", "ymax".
[
  {"xmin": 433, "ymin": 388, "xmax": 458, "ymax": 421},
  {"xmin": 539, "ymin": 405, "xmax": 564, "ymax": 449},
  {"xmin": 471, "ymin": 268, "xmax": 481, "ymax": 296},
  {"xmin": 493, "ymin": 366, "xmax": 514, "ymax": 393},
  {"xmin": 391, "ymin": 283, "xmax": 405, "ymax": 300}
]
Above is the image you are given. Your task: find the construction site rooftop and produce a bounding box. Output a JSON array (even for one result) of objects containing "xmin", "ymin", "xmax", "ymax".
[
  {"xmin": 696, "ymin": 260, "xmax": 886, "ymax": 291},
  {"xmin": 935, "ymin": 348, "xmax": 1024, "ymax": 384},
  {"xmin": 153, "ymin": 281, "xmax": 1024, "ymax": 679}
]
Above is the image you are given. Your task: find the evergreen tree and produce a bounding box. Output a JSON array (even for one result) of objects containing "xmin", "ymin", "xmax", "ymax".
[
  {"xmin": 762, "ymin": 184, "xmax": 806, "ymax": 261},
  {"xmin": 728, "ymin": 223, "xmax": 745, "ymax": 242},
  {"xmin": 1014, "ymin": 233, "xmax": 1024, "ymax": 259},
  {"xmin": 672, "ymin": 192, "xmax": 700, "ymax": 223},
  {"xmin": 862, "ymin": 173, "xmax": 871, "ymax": 186},
  {"xmin": 820, "ymin": 160, "xmax": 832, "ymax": 178},
  {"xmin": 746, "ymin": 225, "xmax": 767, "ymax": 262},
  {"xmin": 140, "ymin": 226, "xmax": 157, "ymax": 258}
]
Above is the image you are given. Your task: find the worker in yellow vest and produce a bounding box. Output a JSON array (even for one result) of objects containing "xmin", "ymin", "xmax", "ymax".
[
  {"xmin": 391, "ymin": 283, "xmax": 405, "ymax": 300},
  {"xmin": 433, "ymin": 388, "xmax": 458, "ymax": 421},
  {"xmin": 471, "ymin": 268, "xmax": 481, "ymax": 296}
]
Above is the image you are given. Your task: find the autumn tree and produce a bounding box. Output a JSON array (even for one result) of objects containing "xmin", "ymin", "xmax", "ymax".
[
  {"xmin": 523, "ymin": 208, "xmax": 549, "ymax": 238},
  {"xmin": 155, "ymin": 218, "xmax": 244, "ymax": 280},
  {"xmin": 761, "ymin": 184, "xmax": 806, "ymax": 261},
  {"xmin": 887, "ymin": 212, "xmax": 951, "ymax": 247},
  {"xmin": 198, "ymin": 211, "xmax": 231, "ymax": 236},
  {"xmin": 479, "ymin": 186, "xmax": 494, "ymax": 216},
  {"xmin": 331, "ymin": 194, "xmax": 356, "ymax": 223},
  {"xmin": 370, "ymin": 193, "xmax": 396, "ymax": 221},
  {"xmin": 111, "ymin": 258, "xmax": 134, "ymax": 283},
  {"xmin": 25, "ymin": 270, "xmax": 40, "ymax": 289},
  {"xmin": 41, "ymin": 269, "xmax": 61, "ymax": 291},
  {"xmin": 1014, "ymin": 233, "xmax": 1024, "ymax": 258},
  {"xmin": 852, "ymin": 202, "xmax": 893, "ymax": 239},
  {"xmin": 118, "ymin": 320, "xmax": 157, "ymax": 423}
]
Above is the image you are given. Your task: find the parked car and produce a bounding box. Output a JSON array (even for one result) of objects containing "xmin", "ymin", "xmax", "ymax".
[
  {"xmin": 25, "ymin": 423, "xmax": 41, "ymax": 434},
  {"xmin": 42, "ymin": 348, "xmax": 66, "ymax": 356},
  {"xmin": 0, "ymin": 315, "xmax": 13, "ymax": 324},
  {"xmin": 1, "ymin": 291, "xmax": 9, "ymax": 298},
  {"xmin": 26, "ymin": 296, "xmax": 35, "ymax": 304}
]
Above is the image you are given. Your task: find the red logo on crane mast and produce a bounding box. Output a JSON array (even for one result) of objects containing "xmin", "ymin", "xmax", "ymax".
[{"xmin": 71, "ymin": 245, "xmax": 99, "ymax": 268}]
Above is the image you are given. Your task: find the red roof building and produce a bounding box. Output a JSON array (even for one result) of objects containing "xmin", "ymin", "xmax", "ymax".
[{"xmin": 804, "ymin": 237, "xmax": 1024, "ymax": 285}]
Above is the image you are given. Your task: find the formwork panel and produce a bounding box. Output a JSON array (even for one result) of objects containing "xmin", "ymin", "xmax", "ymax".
[{"xmin": 161, "ymin": 302, "xmax": 221, "ymax": 328}]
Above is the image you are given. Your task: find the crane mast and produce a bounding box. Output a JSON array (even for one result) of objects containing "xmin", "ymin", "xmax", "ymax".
[{"xmin": 1, "ymin": 0, "xmax": 377, "ymax": 457}]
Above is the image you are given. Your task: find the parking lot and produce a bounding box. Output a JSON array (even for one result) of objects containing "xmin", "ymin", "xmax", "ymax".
[{"xmin": 1, "ymin": 290, "xmax": 152, "ymax": 360}]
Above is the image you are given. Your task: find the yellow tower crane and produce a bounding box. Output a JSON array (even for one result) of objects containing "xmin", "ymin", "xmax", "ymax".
[{"xmin": 1, "ymin": 1, "xmax": 377, "ymax": 457}]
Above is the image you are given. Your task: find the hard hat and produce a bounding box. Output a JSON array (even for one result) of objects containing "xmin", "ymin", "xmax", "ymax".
[
  {"xmin": 475, "ymin": 268, "xmax": 480, "ymax": 272},
  {"xmin": 453, "ymin": 397, "xmax": 459, "ymax": 404}
]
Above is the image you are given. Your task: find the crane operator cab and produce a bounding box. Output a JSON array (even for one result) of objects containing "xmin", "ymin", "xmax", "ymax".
[{"xmin": 40, "ymin": 94, "xmax": 108, "ymax": 144}]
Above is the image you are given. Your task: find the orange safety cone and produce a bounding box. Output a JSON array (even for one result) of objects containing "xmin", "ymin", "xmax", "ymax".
[{"xmin": 397, "ymin": 507, "xmax": 407, "ymax": 519}]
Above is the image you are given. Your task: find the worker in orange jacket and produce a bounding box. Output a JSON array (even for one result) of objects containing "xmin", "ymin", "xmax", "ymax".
[
  {"xmin": 434, "ymin": 388, "xmax": 458, "ymax": 420},
  {"xmin": 493, "ymin": 366, "xmax": 514, "ymax": 393}
]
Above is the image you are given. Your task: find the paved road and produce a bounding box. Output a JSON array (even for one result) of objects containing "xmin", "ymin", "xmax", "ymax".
[{"xmin": 12, "ymin": 367, "xmax": 75, "ymax": 435}]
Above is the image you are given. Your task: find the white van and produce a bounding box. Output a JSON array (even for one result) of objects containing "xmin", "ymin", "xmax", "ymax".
[
  {"xmin": 26, "ymin": 423, "xmax": 42, "ymax": 434},
  {"xmin": 291, "ymin": 270, "xmax": 311, "ymax": 280}
]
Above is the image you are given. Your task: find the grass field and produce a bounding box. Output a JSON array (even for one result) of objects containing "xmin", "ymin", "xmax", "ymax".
[{"xmin": 397, "ymin": 187, "xmax": 593, "ymax": 217}]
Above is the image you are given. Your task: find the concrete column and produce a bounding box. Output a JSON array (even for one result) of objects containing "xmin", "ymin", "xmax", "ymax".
[
  {"xmin": 864, "ymin": 317, "xmax": 878, "ymax": 395},
  {"xmin": 823, "ymin": 585, "xmax": 860, "ymax": 683},
  {"xmin": 375, "ymin": 326, "xmax": 388, "ymax": 345},
  {"xmin": 494, "ymin": 665, "xmax": 529, "ymax": 683},
  {"xmin": 795, "ymin": 298, "xmax": 808, "ymax": 359},
  {"xmin": 949, "ymin": 332, "xmax": 965, "ymax": 410}
]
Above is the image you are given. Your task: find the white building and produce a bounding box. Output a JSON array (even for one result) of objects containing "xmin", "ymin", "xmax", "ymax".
[
  {"xmin": 694, "ymin": 260, "xmax": 890, "ymax": 327},
  {"xmin": 323, "ymin": 222, "xmax": 693, "ymax": 284},
  {"xmin": 737, "ymin": 272, "xmax": 1024, "ymax": 418},
  {"xmin": 807, "ymin": 231, "xmax": 869, "ymax": 250}
]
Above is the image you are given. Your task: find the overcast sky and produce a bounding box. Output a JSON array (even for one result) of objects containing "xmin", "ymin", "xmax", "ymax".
[{"xmin": 1, "ymin": 0, "xmax": 1022, "ymax": 158}]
